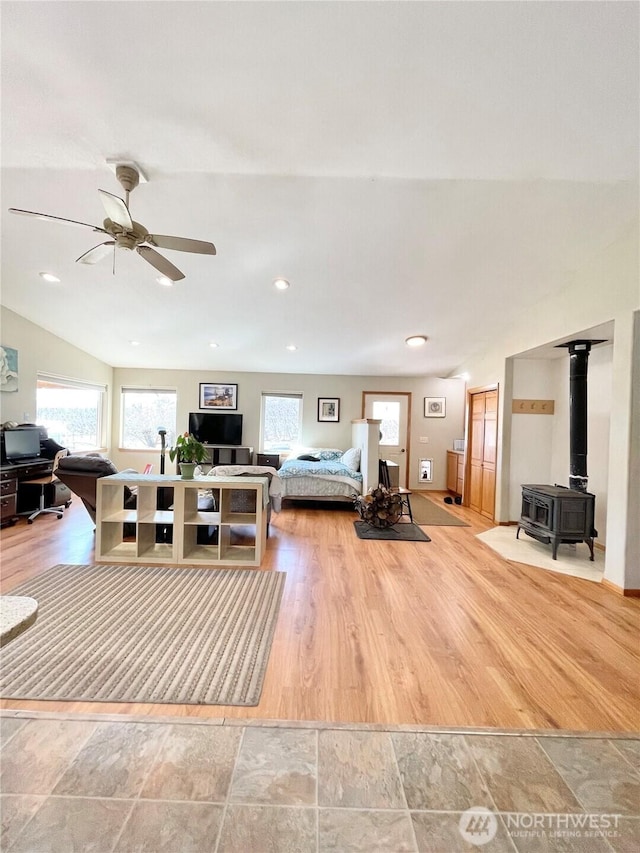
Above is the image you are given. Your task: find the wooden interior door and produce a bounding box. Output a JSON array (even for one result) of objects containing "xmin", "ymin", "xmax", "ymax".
[
  {"xmin": 467, "ymin": 387, "xmax": 498, "ymax": 520},
  {"xmin": 469, "ymin": 394, "xmax": 485, "ymax": 513},
  {"xmin": 480, "ymin": 390, "xmax": 497, "ymax": 518}
]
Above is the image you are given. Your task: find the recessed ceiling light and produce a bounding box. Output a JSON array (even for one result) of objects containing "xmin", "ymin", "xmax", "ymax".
[
  {"xmin": 405, "ymin": 335, "xmax": 428, "ymax": 347},
  {"xmin": 130, "ymin": 340, "xmax": 141, "ymax": 346},
  {"xmin": 209, "ymin": 342, "xmax": 219, "ymax": 349},
  {"xmin": 274, "ymin": 278, "xmax": 290, "ymax": 290},
  {"xmin": 156, "ymin": 275, "xmax": 173, "ymax": 286},
  {"xmin": 39, "ymin": 272, "xmax": 60, "ymax": 283},
  {"xmin": 286, "ymin": 344, "xmax": 297, "ymax": 351}
]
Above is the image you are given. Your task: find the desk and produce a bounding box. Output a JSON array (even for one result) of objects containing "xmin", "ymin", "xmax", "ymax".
[{"xmin": 0, "ymin": 460, "xmax": 53, "ymax": 527}]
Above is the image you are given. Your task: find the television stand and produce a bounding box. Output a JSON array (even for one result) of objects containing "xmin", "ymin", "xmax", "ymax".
[{"xmin": 201, "ymin": 445, "xmax": 253, "ymax": 467}]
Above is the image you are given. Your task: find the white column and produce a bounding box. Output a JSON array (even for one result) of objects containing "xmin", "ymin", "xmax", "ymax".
[{"xmin": 351, "ymin": 419, "xmax": 381, "ymax": 493}]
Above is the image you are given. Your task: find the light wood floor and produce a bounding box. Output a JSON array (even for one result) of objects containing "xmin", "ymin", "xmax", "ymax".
[{"xmin": 1, "ymin": 495, "xmax": 639, "ymax": 732}]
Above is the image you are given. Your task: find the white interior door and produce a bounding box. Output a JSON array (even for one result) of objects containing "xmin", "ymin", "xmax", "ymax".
[{"xmin": 363, "ymin": 392, "xmax": 410, "ymax": 488}]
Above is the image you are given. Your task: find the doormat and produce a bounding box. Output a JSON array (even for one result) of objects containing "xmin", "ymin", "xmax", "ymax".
[
  {"xmin": 0, "ymin": 564, "xmax": 286, "ymax": 706},
  {"xmin": 354, "ymin": 522, "xmax": 431, "ymax": 541}
]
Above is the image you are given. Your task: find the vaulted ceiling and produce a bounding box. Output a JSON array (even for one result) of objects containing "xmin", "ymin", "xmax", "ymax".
[{"xmin": 2, "ymin": 2, "xmax": 638, "ymax": 376}]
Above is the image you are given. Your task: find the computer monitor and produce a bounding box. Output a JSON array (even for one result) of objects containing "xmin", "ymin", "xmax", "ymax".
[{"xmin": 3, "ymin": 427, "xmax": 41, "ymax": 461}]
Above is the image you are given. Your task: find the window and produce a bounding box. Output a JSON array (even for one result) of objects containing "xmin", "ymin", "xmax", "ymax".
[
  {"xmin": 261, "ymin": 393, "xmax": 303, "ymax": 452},
  {"xmin": 36, "ymin": 374, "xmax": 106, "ymax": 452},
  {"xmin": 372, "ymin": 400, "xmax": 400, "ymax": 445},
  {"xmin": 121, "ymin": 388, "xmax": 177, "ymax": 450}
]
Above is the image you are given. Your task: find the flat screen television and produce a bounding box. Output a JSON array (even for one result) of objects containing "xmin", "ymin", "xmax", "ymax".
[
  {"xmin": 188, "ymin": 412, "xmax": 243, "ymax": 446},
  {"xmin": 4, "ymin": 427, "xmax": 41, "ymax": 461}
]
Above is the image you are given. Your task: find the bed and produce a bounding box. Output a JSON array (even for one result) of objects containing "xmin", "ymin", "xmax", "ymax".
[{"xmin": 276, "ymin": 447, "xmax": 363, "ymax": 506}]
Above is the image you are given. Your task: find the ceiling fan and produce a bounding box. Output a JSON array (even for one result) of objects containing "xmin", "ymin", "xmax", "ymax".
[{"xmin": 9, "ymin": 163, "xmax": 216, "ymax": 281}]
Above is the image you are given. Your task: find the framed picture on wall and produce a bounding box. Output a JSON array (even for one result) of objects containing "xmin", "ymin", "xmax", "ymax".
[
  {"xmin": 424, "ymin": 396, "xmax": 446, "ymax": 418},
  {"xmin": 317, "ymin": 397, "xmax": 340, "ymax": 422},
  {"xmin": 0, "ymin": 345, "xmax": 18, "ymax": 393},
  {"xmin": 199, "ymin": 383, "xmax": 238, "ymax": 410}
]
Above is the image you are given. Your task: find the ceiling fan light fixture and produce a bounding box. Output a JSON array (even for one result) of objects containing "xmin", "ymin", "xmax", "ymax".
[
  {"xmin": 274, "ymin": 278, "xmax": 290, "ymax": 291},
  {"xmin": 209, "ymin": 342, "xmax": 219, "ymax": 349},
  {"xmin": 286, "ymin": 344, "xmax": 297, "ymax": 351},
  {"xmin": 39, "ymin": 272, "xmax": 60, "ymax": 283},
  {"xmin": 106, "ymin": 159, "xmax": 148, "ymax": 183},
  {"xmin": 12, "ymin": 161, "xmax": 215, "ymax": 283},
  {"xmin": 405, "ymin": 335, "xmax": 428, "ymax": 347}
]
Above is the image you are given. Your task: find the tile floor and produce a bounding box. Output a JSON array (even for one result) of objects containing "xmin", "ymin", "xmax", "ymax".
[{"xmin": 1, "ymin": 711, "xmax": 639, "ymax": 852}]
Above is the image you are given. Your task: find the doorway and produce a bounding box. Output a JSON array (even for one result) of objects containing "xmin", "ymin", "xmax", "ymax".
[
  {"xmin": 362, "ymin": 392, "xmax": 411, "ymax": 487},
  {"xmin": 466, "ymin": 386, "xmax": 498, "ymax": 520}
]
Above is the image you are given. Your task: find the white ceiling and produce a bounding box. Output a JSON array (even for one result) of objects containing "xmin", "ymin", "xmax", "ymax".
[{"xmin": 1, "ymin": 1, "xmax": 638, "ymax": 376}]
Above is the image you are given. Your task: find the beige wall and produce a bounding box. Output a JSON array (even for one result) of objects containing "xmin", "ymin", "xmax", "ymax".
[
  {"xmin": 111, "ymin": 367, "xmax": 466, "ymax": 490},
  {"xmin": 457, "ymin": 225, "xmax": 639, "ymax": 587},
  {"xmin": 0, "ymin": 306, "xmax": 467, "ymax": 491},
  {"xmin": 509, "ymin": 359, "xmax": 556, "ymax": 516},
  {"xmin": 0, "ymin": 308, "xmax": 113, "ymax": 438},
  {"xmin": 508, "ymin": 349, "xmax": 612, "ymax": 544}
]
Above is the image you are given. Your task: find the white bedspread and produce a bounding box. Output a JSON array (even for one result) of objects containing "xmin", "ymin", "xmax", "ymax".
[
  {"xmin": 204, "ymin": 465, "xmax": 282, "ymax": 509},
  {"xmin": 278, "ymin": 473, "xmax": 362, "ymax": 502}
]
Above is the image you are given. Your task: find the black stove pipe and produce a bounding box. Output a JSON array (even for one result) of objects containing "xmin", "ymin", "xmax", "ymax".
[{"xmin": 567, "ymin": 341, "xmax": 591, "ymax": 492}]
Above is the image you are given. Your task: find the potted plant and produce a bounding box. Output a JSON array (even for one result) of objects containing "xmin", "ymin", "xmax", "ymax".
[{"xmin": 168, "ymin": 432, "xmax": 209, "ymax": 479}]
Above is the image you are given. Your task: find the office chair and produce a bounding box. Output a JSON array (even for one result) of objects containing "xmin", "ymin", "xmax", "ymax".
[
  {"xmin": 378, "ymin": 459, "xmax": 413, "ymax": 523},
  {"xmin": 19, "ymin": 450, "xmax": 70, "ymax": 524}
]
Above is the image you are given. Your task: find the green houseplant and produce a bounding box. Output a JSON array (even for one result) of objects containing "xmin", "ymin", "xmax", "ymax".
[{"xmin": 168, "ymin": 432, "xmax": 208, "ymax": 479}]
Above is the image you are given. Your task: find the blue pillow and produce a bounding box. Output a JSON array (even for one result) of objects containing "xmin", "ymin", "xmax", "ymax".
[{"xmin": 318, "ymin": 449, "xmax": 342, "ymax": 461}]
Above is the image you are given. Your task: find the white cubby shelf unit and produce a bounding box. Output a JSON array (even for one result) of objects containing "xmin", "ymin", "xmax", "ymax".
[{"xmin": 96, "ymin": 473, "xmax": 268, "ymax": 567}]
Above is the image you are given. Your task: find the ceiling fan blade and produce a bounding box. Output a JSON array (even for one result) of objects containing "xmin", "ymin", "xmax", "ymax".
[
  {"xmin": 146, "ymin": 234, "xmax": 216, "ymax": 255},
  {"xmin": 137, "ymin": 246, "xmax": 185, "ymax": 281},
  {"xmin": 76, "ymin": 241, "xmax": 115, "ymax": 264},
  {"xmin": 9, "ymin": 208, "xmax": 106, "ymax": 232},
  {"xmin": 98, "ymin": 189, "xmax": 133, "ymax": 230}
]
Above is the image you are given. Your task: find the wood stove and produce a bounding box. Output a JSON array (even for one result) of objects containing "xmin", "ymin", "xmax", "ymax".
[{"xmin": 517, "ymin": 484, "xmax": 596, "ymax": 560}]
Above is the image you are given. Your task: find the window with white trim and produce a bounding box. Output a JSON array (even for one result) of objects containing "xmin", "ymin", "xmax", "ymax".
[
  {"xmin": 372, "ymin": 400, "xmax": 400, "ymax": 445},
  {"xmin": 36, "ymin": 374, "xmax": 107, "ymax": 452},
  {"xmin": 261, "ymin": 392, "xmax": 303, "ymax": 452},
  {"xmin": 120, "ymin": 388, "xmax": 177, "ymax": 450}
]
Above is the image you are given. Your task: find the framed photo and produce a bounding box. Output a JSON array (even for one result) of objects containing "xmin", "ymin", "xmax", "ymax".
[
  {"xmin": 424, "ymin": 396, "xmax": 446, "ymax": 418},
  {"xmin": 317, "ymin": 397, "xmax": 340, "ymax": 422},
  {"xmin": 199, "ymin": 383, "xmax": 238, "ymax": 410},
  {"xmin": 419, "ymin": 458, "xmax": 433, "ymax": 482}
]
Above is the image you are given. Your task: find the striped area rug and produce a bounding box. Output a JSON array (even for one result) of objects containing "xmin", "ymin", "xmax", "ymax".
[{"xmin": 0, "ymin": 564, "xmax": 285, "ymax": 706}]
